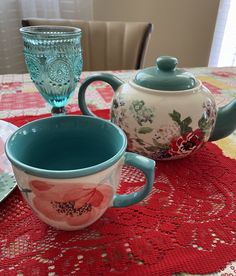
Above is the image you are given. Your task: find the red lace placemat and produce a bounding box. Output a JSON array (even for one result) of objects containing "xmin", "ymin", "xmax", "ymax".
[
  {"xmin": 2, "ymin": 109, "xmax": 110, "ymax": 127},
  {"xmin": 1, "ymin": 111, "xmax": 236, "ymax": 276}
]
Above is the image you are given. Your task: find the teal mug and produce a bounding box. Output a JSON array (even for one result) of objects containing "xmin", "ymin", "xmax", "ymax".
[{"xmin": 5, "ymin": 116, "xmax": 155, "ymax": 230}]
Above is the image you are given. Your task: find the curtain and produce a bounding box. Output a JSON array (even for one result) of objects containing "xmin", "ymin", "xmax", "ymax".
[
  {"xmin": 0, "ymin": 0, "xmax": 93, "ymax": 74},
  {"xmin": 19, "ymin": 0, "xmax": 61, "ymax": 18},
  {"xmin": 20, "ymin": 0, "xmax": 93, "ymax": 20}
]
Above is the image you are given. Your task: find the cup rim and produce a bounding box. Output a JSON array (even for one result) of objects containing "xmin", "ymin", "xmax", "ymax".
[
  {"xmin": 20, "ymin": 25, "xmax": 82, "ymax": 37},
  {"xmin": 5, "ymin": 115, "xmax": 127, "ymax": 179}
]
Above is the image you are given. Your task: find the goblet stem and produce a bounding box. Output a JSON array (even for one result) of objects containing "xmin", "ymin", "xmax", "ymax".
[{"xmin": 51, "ymin": 106, "xmax": 67, "ymax": 116}]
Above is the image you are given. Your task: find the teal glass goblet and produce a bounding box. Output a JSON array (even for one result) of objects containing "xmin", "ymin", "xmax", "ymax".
[{"xmin": 20, "ymin": 26, "xmax": 83, "ymax": 115}]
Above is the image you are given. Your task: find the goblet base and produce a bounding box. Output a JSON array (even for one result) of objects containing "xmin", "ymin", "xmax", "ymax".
[{"xmin": 51, "ymin": 106, "xmax": 67, "ymax": 116}]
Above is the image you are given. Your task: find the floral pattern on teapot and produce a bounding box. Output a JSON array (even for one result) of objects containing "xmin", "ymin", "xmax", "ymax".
[{"xmin": 111, "ymin": 96, "xmax": 216, "ymax": 160}]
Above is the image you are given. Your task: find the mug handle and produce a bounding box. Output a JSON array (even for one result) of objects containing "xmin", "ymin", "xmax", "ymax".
[
  {"xmin": 78, "ymin": 73, "xmax": 124, "ymax": 117},
  {"xmin": 113, "ymin": 152, "xmax": 156, "ymax": 207}
]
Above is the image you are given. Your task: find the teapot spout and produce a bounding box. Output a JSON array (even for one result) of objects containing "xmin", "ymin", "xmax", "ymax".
[{"xmin": 209, "ymin": 98, "xmax": 236, "ymax": 141}]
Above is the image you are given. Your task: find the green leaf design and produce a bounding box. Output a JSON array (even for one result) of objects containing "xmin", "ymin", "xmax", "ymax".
[
  {"xmin": 20, "ymin": 188, "xmax": 32, "ymax": 199},
  {"xmin": 180, "ymin": 116, "xmax": 193, "ymax": 134},
  {"xmin": 21, "ymin": 188, "xmax": 32, "ymax": 193},
  {"xmin": 136, "ymin": 138, "xmax": 145, "ymax": 145},
  {"xmin": 182, "ymin": 117, "xmax": 192, "ymax": 126},
  {"xmin": 138, "ymin": 127, "xmax": 153, "ymax": 134},
  {"xmin": 110, "ymin": 109, "xmax": 115, "ymax": 122},
  {"xmin": 169, "ymin": 110, "xmax": 193, "ymax": 135},
  {"xmin": 198, "ymin": 115, "xmax": 209, "ymax": 130},
  {"xmin": 145, "ymin": 145, "xmax": 159, "ymax": 152},
  {"xmin": 180, "ymin": 125, "xmax": 192, "ymax": 134},
  {"xmin": 169, "ymin": 110, "xmax": 181, "ymax": 124}
]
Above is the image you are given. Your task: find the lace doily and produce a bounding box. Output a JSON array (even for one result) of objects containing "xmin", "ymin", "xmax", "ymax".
[{"xmin": 1, "ymin": 112, "xmax": 236, "ymax": 276}]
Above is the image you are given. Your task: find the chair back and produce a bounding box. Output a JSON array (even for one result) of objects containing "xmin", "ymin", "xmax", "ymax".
[{"xmin": 22, "ymin": 18, "xmax": 153, "ymax": 71}]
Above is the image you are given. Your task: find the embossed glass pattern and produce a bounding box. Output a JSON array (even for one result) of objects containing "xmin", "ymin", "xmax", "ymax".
[{"xmin": 20, "ymin": 26, "xmax": 83, "ymax": 115}]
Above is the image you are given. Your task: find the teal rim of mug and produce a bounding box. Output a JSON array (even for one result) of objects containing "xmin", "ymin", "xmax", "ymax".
[{"xmin": 5, "ymin": 115, "xmax": 127, "ymax": 179}]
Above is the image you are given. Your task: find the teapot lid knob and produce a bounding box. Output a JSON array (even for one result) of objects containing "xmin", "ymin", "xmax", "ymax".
[
  {"xmin": 134, "ymin": 55, "xmax": 197, "ymax": 91},
  {"xmin": 156, "ymin": 56, "xmax": 178, "ymax": 71}
]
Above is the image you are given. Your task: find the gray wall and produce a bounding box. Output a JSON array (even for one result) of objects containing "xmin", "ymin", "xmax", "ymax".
[{"xmin": 94, "ymin": 0, "xmax": 220, "ymax": 68}]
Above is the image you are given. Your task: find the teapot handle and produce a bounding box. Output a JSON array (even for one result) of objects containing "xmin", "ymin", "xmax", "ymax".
[{"xmin": 78, "ymin": 73, "xmax": 124, "ymax": 117}]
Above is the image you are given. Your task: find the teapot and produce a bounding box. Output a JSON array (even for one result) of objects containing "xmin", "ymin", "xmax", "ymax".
[{"xmin": 78, "ymin": 56, "xmax": 236, "ymax": 160}]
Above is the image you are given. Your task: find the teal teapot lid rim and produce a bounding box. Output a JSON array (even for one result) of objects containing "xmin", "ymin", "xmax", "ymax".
[{"xmin": 133, "ymin": 56, "xmax": 197, "ymax": 91}]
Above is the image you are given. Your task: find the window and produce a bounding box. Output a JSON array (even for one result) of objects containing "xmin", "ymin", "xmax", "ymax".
[{"xmin": 209, "ymin": 0, "xmax": 236, "ymax": 67}]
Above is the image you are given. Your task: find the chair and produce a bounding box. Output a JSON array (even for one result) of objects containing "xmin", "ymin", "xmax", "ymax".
[{"xmin": 22, "ymin": 18, "xmax": 153, "ymax": 71}]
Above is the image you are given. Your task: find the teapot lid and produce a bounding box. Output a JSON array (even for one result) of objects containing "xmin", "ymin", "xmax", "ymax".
[{"xmin": 134, "ymin": 56, "xmax": 197, "ymax": 91}]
